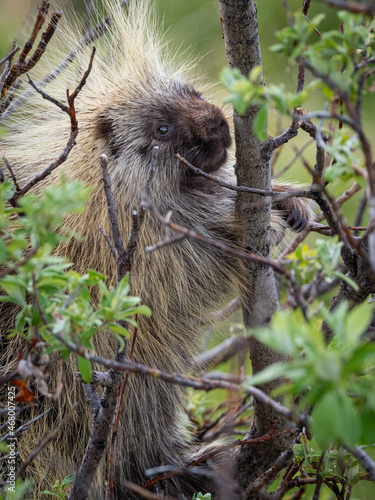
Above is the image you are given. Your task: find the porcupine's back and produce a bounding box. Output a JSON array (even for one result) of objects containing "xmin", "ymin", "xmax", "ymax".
[{"xmin": 1, "ymin": 1, "xmax": 244, "ymax": 498}]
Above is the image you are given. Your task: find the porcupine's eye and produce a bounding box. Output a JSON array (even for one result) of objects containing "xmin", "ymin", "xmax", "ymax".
[{"xmin": 157, "ymin": 125, "xmax": 170, "ymax": 137}]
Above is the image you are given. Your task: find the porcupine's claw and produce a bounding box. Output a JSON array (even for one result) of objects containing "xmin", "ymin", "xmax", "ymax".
[
  {"xmin": 275, "ymin": 197, "xmax": 312, "ymax": 233},
  {"xmin": 286, "ymin": 207, "xmax": 296, "ymax": 226},
  {"xmin": 291, "ymin": 212, "xmax": 308, "ymax": 232}
]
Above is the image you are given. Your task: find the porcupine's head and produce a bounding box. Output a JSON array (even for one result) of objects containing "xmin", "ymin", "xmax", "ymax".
[
  {"xmin": 90, "ymin": 1, "xmax": 232, "ymax": 204},
  {"xmin": 98, "ymin": 82, "xmax": 231, "ymax": 177}
]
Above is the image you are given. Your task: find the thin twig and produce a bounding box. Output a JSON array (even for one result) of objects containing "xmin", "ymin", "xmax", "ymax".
[
  {"xmin": 99, "ymin": 226, "xmax": 117, "ymax": 260},
  {"xmin": 176, "ymin": 154, "xmax": 312, "ymax": 200},
  {"xmin": 2, "ymin": 156, "xmax": 20, "ymax": 192},
  {"xmin": 315, "ymin": 0, "xmax": 375, "ymax": 16},
  {"xmin": 124, "ymin": 481, "xmax": 179, "ymax": 500},
  {"xmin": 100, "ymin": 154, "xmax": 126, "ymax": 278},
  {"xmin": 0, "ymin": 246, "xmax": 39, "ymax": 279},
  {"xmin": 70, "ymin": 340, "xmax": 310, "ymax": 429},
  {"xmin": 312, "ymin": 451, "xmax": 325, "ymax": 500},
  {"xmin": 273, "ymin": 139, "xmax": 313, "ymax": 180},
  {"xmin": 0, "ymin": 46, "xmax": 20, "ymax": 68},
  {"xmin": 1, "ymin": 407, "xmax": 52, "ymax": 442}
]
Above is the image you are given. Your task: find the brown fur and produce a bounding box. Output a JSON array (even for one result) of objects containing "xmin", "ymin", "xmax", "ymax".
[{"xmin": 0, "ymin": 1, "xmax": 313, "ymax": 498}]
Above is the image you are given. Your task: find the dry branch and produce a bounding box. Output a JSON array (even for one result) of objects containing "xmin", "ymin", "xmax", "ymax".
[
  {"xmin": 316, "ymin": 0, "xmax": 375, "ymax": 16},
  {"xmin": 1, "ymin": 5, "xmax": 62, "ymax": 106},
  {"xmin": 0, "ymin": 46, "xmax": 20, "ymax": 68},
  {"xmin": 5, "ymin": 47, "xmax": 96, "ymax": 206},
  {"xmin": 71, "ymin": 350, "xmax": 310, "ymax": 429},
  {"xmin": 176, "ymin": 154, "xmax": 312, "ymax": 201},
  {"xmin": 0, "ymin": 0, "xmax": 129, "ymax": 121}
]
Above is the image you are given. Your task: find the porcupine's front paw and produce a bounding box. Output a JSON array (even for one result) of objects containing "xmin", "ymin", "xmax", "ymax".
[
  {"xmin": 272, "ymin": 182, "xmax": 315, "ymax": 233},
  {"xmin": 275, "ymin": 196, "xmax": 314, "ymax": 232}
]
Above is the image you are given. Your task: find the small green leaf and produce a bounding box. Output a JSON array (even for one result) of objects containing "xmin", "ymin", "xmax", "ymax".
[
  {"xmin": 108, "ymin": 323, "xmax": 130, "ymax": 337},
  {"xmin": 60, "ymin": 474, "xmax": 75, "ymax": 488},
  {"xmin": 311, "ymin": 391, "xmax": 341, "ymax": 449},
  {"xmin": 333, "ymin": 271, "xmax": 359, "ymax": 291},
  {"xmin": 78, "ymin": 356, "xmax": 92, "ymax": 384},
  {"xmin": 253, "ymin": 105, "xmax": 268, "ymax": 142}
]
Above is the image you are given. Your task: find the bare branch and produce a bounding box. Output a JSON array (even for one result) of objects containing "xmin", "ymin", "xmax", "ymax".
[
  {"xmin": 273, "ymin": 139, "xmax": 314, "ymax": 179},
  {"xmin": 302, "ymin": 0, "xmax": 312, "ymax": 15},
  {"xmin": 315, "ymin": 0, "xmax": 375, "ymax": 16},
  {"xmin": 1, "ymin": 407, "xmax": 52, "ymax": 442},
  {"xmin": 1, "ymin": 1, "xmax": 129, "ymax": 121},
  {"xmin": 0, "ymin": 45, "xmax": 20, "ymax": 68},
  {"xmin": 176, "ymin": 154, "xmax": 311, "ymax": 200},
  {"xmin": 17, "ymin": 1, "xmax": 50, "ymax": 66},
  {"xmin": 2, "ymin": 156, "xmax": 20, "ymax": 193},
  {"xmin": 100, "ymin": 154, "xmax": 127, "ymax": 277},
  {"xmin": 192, "ymin": 335, "xmax": 249, "ymax": 371},
  {"xmin": 53, "ymin": 327, "xmax": 310, "ymax": 430},
  {"xmin": 263, "ymin": 126, "xmax": 299, "ymax": 155},
  {"xmin": 1, "ymin": 9, "xmax": 62, "ymax": 103},
  {"xmin": 124, "ymin": 481, "xmax": 179, "ymax": 500},
  {"xmin": 8, "ymin": 47, "xmax": 96, "ymax": 203}
]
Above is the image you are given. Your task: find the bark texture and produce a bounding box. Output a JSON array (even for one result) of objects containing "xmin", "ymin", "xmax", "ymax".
[{"xmin": 218, "ymin": 1, "xmax": 295, "ymax": 496}]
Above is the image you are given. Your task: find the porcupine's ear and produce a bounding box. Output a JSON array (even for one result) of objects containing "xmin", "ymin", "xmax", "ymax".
[{"xmin": 97, "ymin": 115, "xmax": 121, "ymax": 159}]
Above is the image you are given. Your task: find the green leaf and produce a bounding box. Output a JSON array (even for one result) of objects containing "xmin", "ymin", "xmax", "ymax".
[
  {"xmin": 130, "ymin": 305, "xmax": 151, "ymax": 317},
  {"xmin": 360, "ymin": 409, "xmax": 375, "ymax": 444},
  {"xmin": 311, "ymin": 391, "xmax": 341, "ymax": 449},
  {"xmin": 249, "ymin": 362, "xmax": 292, "ymax": 386},
  {"xmin": 346, "ymin": 303, "xmax": 372, "ymax": 342},
  {"xmin": 60, "ymin": 474, "xmax": 75, "ymax": 488},
  {"xmin": 333, "ymin": 271, "xmax": 359, "ymax": 291},
  {"xmin": 108, "ymin": 323, "xmax": 130, "ymax": 337},
  {"xmin": 77, "ymin": 356, "xmax": 92, "ymax": 384},
  {"xmin": 336, "ymin": 394, "xmax": 361, "ymax": 446},
  {"xmin": 0, "ymin": 279, "xmax": 26, "ymax": 307},
  {"xmin": 253, "ymin": 105, "xmax": 268, "ymax": 141}
]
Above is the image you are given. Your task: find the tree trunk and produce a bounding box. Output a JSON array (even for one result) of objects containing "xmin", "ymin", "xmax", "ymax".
[{"xmin": 218, "ymin": 1, "xmax": 296, "ymax": 496}]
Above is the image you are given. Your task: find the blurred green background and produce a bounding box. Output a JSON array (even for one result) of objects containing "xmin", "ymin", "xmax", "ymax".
[{"xmin": 1, "ymin": 1, "xmax": 374, "ymax": 498}]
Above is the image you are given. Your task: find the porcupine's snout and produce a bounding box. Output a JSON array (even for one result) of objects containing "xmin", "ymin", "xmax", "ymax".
[{"xmin": 182, "ymin": 97, "xmax": 231, "ymax": 174}]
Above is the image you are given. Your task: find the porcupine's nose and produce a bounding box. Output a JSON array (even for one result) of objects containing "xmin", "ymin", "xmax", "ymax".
[
  {"xmin": 201, "ymin": 110, "xmax": 231, "ymax": 148},
  {"xmin": 206, "ymin": 116, "xmax": 229, "ymax": 141}
]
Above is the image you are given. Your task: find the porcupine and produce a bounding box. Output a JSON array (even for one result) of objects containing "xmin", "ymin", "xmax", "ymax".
[{"xmin": 0, "ymin": 1, "xmax": 314, "ymax": 498}]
